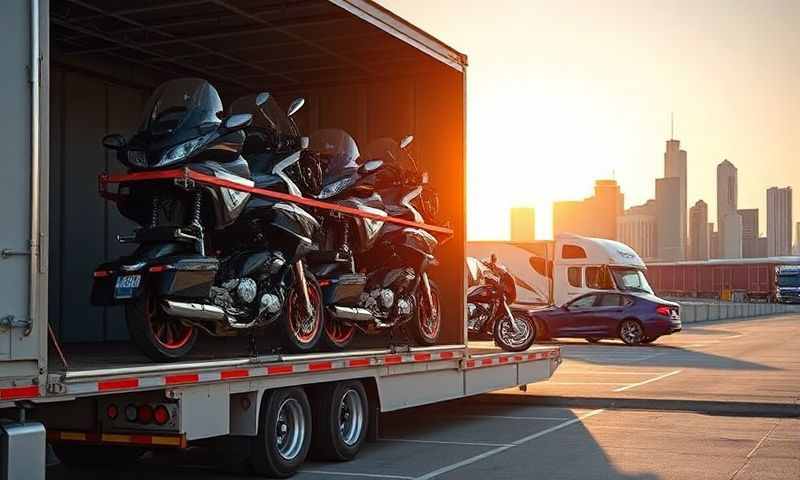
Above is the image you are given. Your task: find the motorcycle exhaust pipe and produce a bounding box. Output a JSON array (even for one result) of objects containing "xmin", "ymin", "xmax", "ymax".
[
  {"xmin": 162, "ymin": 300, "xmax": 225, "ymax": 321},
  {"xmin": 329, "ymin": 306, "xmax": 374, "ymax": 322}
]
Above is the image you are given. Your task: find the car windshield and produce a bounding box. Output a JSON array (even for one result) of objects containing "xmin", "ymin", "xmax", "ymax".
[
  {"xmin": 139, "ymin": 78, "xmax": 222, "ymax": 138},
  {"xmin": 309, "ymin": 129, "xmax": 361, "ymax": 184},
  {"xmin": 611, "ymin": 267, "xmax": 654, "ymax": 294},
  {"xmin": 778, "ymin": 274, "xmax": 800, "ymax": 287}
]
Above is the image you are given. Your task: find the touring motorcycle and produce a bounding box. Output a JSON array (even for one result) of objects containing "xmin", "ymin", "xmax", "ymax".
[
  {"xmin": 307, "ymin": 130, "xmax": 444, "ymax": 349},
  {"xmin": 91, "ymin": 78, "xmax": 325, "ymax": 361},
  {"xmin": 466, "ymin": 254, "xmax": 536, "ymax": 352}
]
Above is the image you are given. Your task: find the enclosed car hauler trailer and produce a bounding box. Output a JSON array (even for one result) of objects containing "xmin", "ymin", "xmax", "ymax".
[{"xmin": 0, "ymin": 1, "xmax": 561, "ymax": 478}]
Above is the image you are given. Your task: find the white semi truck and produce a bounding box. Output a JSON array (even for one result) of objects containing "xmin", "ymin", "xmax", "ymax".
[
  {"xmin": 468, "ymin": 234, "xmax": 652, "ymax": 306},
  {"xmin": 0, "ymin": 2, "xmax": 561, "ymax": 478}
]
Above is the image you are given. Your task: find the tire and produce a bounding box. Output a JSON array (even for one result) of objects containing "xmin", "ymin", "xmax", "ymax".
[
  {"xmin": 493, "ymin": 312, "xmax": 536, "ymax": 352},
  {"xmin": 321, "ymin": 315, "xmax": 356, "ymax": 351},
  {"xmin": 281, "ymin": 268, "xmax": 325, "ymax": 353},
  {"xmin": 53, "ymin": 444, "xmax": 144, "ymax": 467},
  {"xmin": 586, "ymin": 337, "xmax": 601, "ymax": 344},
  {"xmin": 311, "ymin": 381, "xmax": 368, "ymax": 461},
  {"xmin": 641, "ymin": 336, "xmax": 660, "ymax": 344},
  {"xmin": 251, "ymin": 387, "xmax": 312, "ymax": 478},
  {"xmin": 126, "ymin": 289, "xmax": 197, "ymax": 362},
  {"xmin": 413, "ymin": 280, "xmax": 441, "ymax": 345},
  {"xmin": 619, "ymin": 319, "xmax": 645, "ymax": 345}
]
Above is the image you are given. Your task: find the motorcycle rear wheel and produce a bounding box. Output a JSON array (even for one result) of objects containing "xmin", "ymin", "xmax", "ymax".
[
  {"xmin": 126, "ymin": 289, "xmax": 198, "ymax": 362},
  {"xmin": 322, "ymin": 316, "xmax": 356, "ymax": 351},
  {"xmin": 493, "ymin": 312, "xmax": 536, "ymax": 352},
  {"xmin": 413, "ymin": 280, "xmax": 441, "ymax": 345}
]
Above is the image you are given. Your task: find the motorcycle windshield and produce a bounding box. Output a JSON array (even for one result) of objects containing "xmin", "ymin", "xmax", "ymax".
[
  {"xmin": 139, "ymin": 78, "xmax": 223, "ymax": 140},
  {"xmin": 230, "ymin": 94, "xmax": 296, "ymax": 137},
  {"xmin": 362, "ymin": 137, "xmax": 414, "ymax": 172},
  {"xmin": 310, "ymin": 129, "xmax": 361, "ymax": 185}
]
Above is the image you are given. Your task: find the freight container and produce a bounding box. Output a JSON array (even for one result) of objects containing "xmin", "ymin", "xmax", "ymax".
[{"xmin": 0, "ymin": 2, "xmax": 560, "ymax": 478}]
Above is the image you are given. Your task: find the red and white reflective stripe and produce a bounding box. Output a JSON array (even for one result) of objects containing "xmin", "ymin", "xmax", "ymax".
[
  {"xmin": 0, "ymin": 385, "xmax": 40, "ymax": 401},
  {"xmin": 461, "ymin": 348, "xmax": 561, "ymax": 370},
  {"xmin": 47, "ymin": 430, "xmax": 186, "ymax": 448},
  {"xmin": 61, "ymin": 349, "xmax": 465, "ymax": 396}
]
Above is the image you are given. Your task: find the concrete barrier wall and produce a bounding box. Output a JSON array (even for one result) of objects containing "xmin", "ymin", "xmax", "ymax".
[{"xmin": 676, "ymin": 301, "xmax": 800, "ymax": 323}]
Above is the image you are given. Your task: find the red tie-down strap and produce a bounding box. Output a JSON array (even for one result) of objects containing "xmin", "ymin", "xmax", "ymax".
[{"xmin": 98, "ymin": 168, "xmax": 454, "ymax": 240}]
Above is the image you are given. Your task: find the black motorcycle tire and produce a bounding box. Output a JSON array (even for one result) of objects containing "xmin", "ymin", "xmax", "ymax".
[
  {"xmin": 493, "ymin": 312, "xmax": 536, "ymax": 352},
  {"xmin": 126, "ymin": 289, "xmax": 198, "ymax": 362},
  {"xmin": 280, "ymin": 269, "xmax": 325, "ymax": 353},
  {"xmin": 321, "ymin": 316, "xmax": 357, "ymax": 351},
  {"xmin": 413, "ymin": 280, "xmax": 441, "ymax": 345}
]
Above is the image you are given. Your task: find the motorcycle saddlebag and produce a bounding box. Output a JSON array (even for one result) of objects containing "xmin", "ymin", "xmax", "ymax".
[
  {"xmin": 321, "ymin": 273, "xmax": 366, "ymax": 306},
  {"xmin": 152, "ymin": 255, "xmax": 219, "ymax": 299}
]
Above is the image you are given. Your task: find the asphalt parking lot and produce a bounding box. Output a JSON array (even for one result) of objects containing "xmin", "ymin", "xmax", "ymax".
[{"xmin": 48, "ymin": 314, "xmax": 800, "ymax": 480}]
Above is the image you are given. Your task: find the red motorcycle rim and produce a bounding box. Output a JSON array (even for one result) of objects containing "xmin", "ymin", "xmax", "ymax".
[
  {"xmin": 288, "ymin": 284, "xmax": 321, "ymax": 344},
  {"xmin": 145, "ymin": 294, "xmax": 194, "ymax": 350},
  {"xmin": 325, "ymin": 317, "xmax": 356, "ymax": 344}
]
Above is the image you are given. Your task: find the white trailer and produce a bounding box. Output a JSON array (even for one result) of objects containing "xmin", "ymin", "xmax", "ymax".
[{"xmin": 0, "ymin": 2, "xmax": 560, "ymax": 478}]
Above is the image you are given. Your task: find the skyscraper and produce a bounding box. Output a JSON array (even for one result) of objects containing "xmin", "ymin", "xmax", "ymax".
[
  {"xmin": 767, "ymin": 186, "xmax": 793, "ymax": 256},
  {"xmin": 656, "ymin": 177, "xmax": 682, "ymax": 261},
  {"xmin": 617, "ymin": 200, "xmax": 657, "ymax": 260},
  {"xmin": 717, "ymin": 160, "xmax": 742, "ymax": 258},
  {"xmin": 510, "ymin": 207, "xmax": 536, "ymax": 242},
  {"xmin": 664, "ymin": 138, "xmax": 687, "ymax": 259},
  {"xmin": 738, "ymin": 208, "xmax": 759, "ymax": 258},
  {"xmin": 689, "ymin": 200, "xmax": 710, "ymax": 260},
  {"xmin": 553, "ymin": 179, "xmax": 623, "ymax": 240}
]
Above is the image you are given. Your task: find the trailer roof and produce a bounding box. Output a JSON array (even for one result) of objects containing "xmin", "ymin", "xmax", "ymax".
[
  {"xmin": 648, "ymin": 256, "xmax": 800, "ymax": 267},
  {"xmin": 51, "ymin": 0, "xmax": 466, "ymax": 94}
]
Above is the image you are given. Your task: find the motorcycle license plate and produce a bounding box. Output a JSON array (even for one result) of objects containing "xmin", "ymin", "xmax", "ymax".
[{"xmin": 114, "ymin": 274, "xmax": 141, "ymax": 299}]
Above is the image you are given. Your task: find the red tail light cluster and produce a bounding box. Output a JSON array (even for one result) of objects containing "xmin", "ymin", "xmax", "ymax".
[
  {"xmin": 656, "ymin": 306, "xmax": 671, "ymax": 316},
  {"xmin": 109, "ymin": 403, "xmax": 171, "ymax": 425}
]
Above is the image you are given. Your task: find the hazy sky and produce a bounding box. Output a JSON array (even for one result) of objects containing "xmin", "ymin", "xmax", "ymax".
[{"xmin": 376, "ymin": 0, "xmax": 799, "ymax": 240}]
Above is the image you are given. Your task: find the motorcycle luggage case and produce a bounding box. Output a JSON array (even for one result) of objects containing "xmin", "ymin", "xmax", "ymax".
[{"xmin": 322, "ymin": 273, "xmax": 366, "ymax": 306}]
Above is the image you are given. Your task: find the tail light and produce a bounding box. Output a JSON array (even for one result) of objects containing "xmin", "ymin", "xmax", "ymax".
[
  {"xmin": 137, "ymin": 405, "xmax": 154, "ymax": 424},
  {"xmin": 656, "ymin": 306, "xmax": 671, "ymax": 317},
  {"xmin": 153, "ymin": 405, "xmax": 170, "ymax": 426},
  {"xmin": 106, "ymin": 404, "xmax": 119, "ymax": 420}
]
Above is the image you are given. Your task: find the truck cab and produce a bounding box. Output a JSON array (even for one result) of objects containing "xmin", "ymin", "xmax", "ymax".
[{"xmin": 776, "ymin": 265, "xmax": 800, "ymax": 304}]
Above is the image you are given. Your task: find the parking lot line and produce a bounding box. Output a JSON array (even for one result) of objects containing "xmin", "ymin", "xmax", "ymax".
[
  {"xmin": 379, "ymin": 438, "xmax": 514, "ymax": 447},
  {"xmin": 454, "ymin": 415, "xmax": 571, "ymax": 421},
  {"xmin": 548, "ymin": 382, "xmax": 627, "ymax": 385},
  {"xmin": 301, "ymin": 470, "xmax": 415, "ymax": 479},
  {"xmin": 413, "ymin": 409, "xmax": 605, "ymax": 480},
  {"xmin": 612, "ymin": 369, "xmax": 682, "ymax": 392}
]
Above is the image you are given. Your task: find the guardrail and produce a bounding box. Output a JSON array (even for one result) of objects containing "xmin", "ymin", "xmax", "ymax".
[{"xmin": 677, "ymin": 301, "xmax": 800, "ymax": 323}]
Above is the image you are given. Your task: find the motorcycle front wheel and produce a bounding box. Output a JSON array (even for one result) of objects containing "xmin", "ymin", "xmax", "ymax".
[
  {"xmin": 493, "ymin": 312, "xmax": 536, "ymax": 352},
  {"xmin": 126, "ymin": 289, "xmax": 198, "ymax": 362},
  {"xmin": 413, "ymin": 280, "xmax": 441, "ymax": 345},
  {"xmin": 281, "ymin": 268, "xmax": 325, "ymax": 353}
]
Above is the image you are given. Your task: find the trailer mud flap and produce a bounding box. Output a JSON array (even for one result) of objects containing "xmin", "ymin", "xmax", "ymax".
[{"xmin": 1, "ymin": 421, "xmax": 45, "ymax": 480}]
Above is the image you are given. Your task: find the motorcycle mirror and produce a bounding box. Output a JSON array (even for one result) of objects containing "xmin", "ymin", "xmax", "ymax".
[
  {"xmin": 358, "ymin": 159, "xmax": 383, "ymax": 174},
  {"xmin": 490, "ymin": 253, "xmax": 498, "ymax": 265},
  {"xmin": 399, "ymin": 135, "xmax": 414, "ymax": 149},
  {"xmin": 223, "ymin": 113, "xmax": 253, "ymax": 130},
  {"xmin": 287, "ymin": 98, "xmax": 305, "ymax": 117},
  {"xmin": 300, "ymin": 136, "xmax": 309, "ymax": 149},
  {"xmin": 102, "ymin": 134, "xmax": 126, "ymax": 150},
  {"xmin": 255, "ymin": 92, "xmax": 270, "ymax": 107}
]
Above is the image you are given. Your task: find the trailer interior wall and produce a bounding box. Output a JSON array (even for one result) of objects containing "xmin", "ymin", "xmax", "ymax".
[{"xmin": 47, "ymin": 0, "xmax": 466, "ymax": 346}]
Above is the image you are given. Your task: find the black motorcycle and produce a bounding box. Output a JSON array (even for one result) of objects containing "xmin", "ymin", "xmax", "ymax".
[
  {"xmin": 466, "ymin": 254, "xmax": 536, "ymax": 352},
  {"xmin": 91, "ymin": 78, "xmax": 324, "ymax": 361},
  {"xmin": 307, "ymin": 130, "xmax": 444, "ymax": 349}
]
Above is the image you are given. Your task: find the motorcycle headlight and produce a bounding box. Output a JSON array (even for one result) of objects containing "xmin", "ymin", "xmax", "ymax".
[{"xmin": 159, "ymin": 133, "xmax": 214, "ymax": 166}]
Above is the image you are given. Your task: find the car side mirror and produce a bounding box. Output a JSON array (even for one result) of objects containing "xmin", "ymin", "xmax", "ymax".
[
  {"xmin": 102, "ymin": 134, "xmax": 126, "ymax": 150},
  {"xmin": 358, "ymin": 159, "xmax": 383, "ymax": 174},
  {"xmin": 223, "ymin": 113, "xmax": 253, "ymax": 130}
]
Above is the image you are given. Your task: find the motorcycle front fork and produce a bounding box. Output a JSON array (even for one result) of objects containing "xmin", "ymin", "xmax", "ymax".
[
  {"xmin": 502, "ymin": 300, "xmax": 522, "ymax": 333},
  {"xmin": 294, "ymin": 260, "xmax": 313, "ymax": 316}
]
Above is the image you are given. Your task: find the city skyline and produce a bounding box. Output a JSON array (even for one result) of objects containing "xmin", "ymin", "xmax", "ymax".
[{"xmin": 376, "ymin": 0, "xmax": 800, "ymax": 241}]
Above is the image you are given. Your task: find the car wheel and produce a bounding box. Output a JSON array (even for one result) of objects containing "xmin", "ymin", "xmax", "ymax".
[
  {"xmin": 641, "ymin": 336, "xmax": 659, "ymax": 344},
  {"xmin": 586, "ymin": 337, "xmax": 601, "ymax": 344},
  {"xmin": 619, "ymin": 319, "xmax": 644, "ymax": 345}
]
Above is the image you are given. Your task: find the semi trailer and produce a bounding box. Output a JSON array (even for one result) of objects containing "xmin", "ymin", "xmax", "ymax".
[{"xmin": 0, "ymin": 1, "xmax": 561, "ymax": 478}]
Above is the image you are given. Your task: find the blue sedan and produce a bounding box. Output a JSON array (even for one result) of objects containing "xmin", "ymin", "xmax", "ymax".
[{"xmin": 530, "ymin": 292, "xmax": 681, "ymax": 345}]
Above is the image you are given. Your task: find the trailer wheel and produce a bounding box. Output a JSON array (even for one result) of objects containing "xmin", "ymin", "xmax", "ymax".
[
  {"xmin": 127, "ymin": 289, "xmax": 197, "ymax": 362},
  {"xmin": 413, "ymin": 280, "xmax": 441, "ymax": 345},
  {"xmin": 311, "ymin": 381, "xmax": 368, "ymax": 461},
  {"xmin": 251, "ymin": 387, "xmax": 312, "ymax": 478},
  {"xmin": 53, "ymin": 444, "xmax": 144, "ymax": 467}
]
